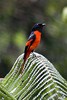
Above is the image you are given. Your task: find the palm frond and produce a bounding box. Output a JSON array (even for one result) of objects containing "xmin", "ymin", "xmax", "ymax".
[{"xmin": 1, "ymin": 52, "xmax": 67, "ymax": 100}]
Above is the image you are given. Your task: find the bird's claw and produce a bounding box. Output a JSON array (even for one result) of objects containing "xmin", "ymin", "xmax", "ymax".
[{"xmin": 32, "ymin": 52, "xmax": 37, "ymax": 58}]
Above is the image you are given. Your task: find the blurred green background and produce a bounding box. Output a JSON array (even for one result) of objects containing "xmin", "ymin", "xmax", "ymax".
[{"xmin": 0, "ymin": 0, "xmax": 67, "ymax": 80}]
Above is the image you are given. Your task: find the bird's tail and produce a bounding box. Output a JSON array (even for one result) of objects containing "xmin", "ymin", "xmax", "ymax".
[
  {"xmin": 20, "ymin": 61, "xmax": 25, "ymax": 73},
  {"xmin": 20, "ymin": 51, "xmax": 31, "ymax": 73},
  {"xmin": 23, "ymin": 50, "xmax": 31, "ymax": 63}
]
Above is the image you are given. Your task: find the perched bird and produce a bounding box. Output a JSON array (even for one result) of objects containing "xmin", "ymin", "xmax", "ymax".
[{"xmin": 21, "ymin": 23, "xmax": 45, "ymax": 72}]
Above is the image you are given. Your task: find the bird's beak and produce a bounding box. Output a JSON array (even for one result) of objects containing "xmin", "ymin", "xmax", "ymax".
[{"xmin": 42, "ymin": 23, "xmax": 46, "ymax": 26}]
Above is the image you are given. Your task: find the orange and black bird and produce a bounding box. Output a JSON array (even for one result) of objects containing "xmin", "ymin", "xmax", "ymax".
[{"xmin": 22, "ymin": 23, "xmax": 46, "ymax": 71}]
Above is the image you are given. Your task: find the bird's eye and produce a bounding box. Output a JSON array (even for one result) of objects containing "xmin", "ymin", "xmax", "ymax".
[{"xmin": 39, "ymin": 24, "xmax": 42, "ymax": 27}]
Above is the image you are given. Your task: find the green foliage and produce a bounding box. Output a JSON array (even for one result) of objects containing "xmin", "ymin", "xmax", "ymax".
[
  {"xmin": 0, "ymin": 32, "xmax": 10, "ymax": 53},
  {"xmin": 62, "ymin": 7, "xmax": 67, "ymax": 23},
  {"xmin": 13, "ymin": 31, "xmax": 26, "ymax": 50},
  {"xmin": 0, "ymin": 0, "xmax": 67, "ymax": 80},
  {"xmin": 0, "ymin": 52, "xmax": 67, "ymax": 100}
]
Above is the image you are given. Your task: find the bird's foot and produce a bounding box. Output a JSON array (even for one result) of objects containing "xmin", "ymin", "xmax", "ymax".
[{"xmin": 32, "ymin": 52, "xmax": 36, "ymax": 58}]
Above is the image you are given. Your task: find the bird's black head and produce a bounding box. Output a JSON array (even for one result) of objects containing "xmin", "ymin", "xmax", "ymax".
[{"xmin": 32, "ymin": 23, "xmax": 46, "ymax": 32}]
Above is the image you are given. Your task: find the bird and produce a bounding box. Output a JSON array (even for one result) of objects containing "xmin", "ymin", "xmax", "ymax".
[{"xmin": 21, "ymin": 23, "xmax": 46, "ymax": 72}]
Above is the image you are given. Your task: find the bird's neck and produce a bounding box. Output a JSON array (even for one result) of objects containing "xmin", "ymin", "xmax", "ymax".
[
  {"xmin": 38, "ymin": 29, "xmax": 42, "ymax": 33},
  {"xmin": 32, "ymin": 28, "xmax": 42, "ymax": 33}
]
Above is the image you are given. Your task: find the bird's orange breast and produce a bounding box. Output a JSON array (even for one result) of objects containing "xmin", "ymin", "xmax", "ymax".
[{"xmin": 30, "ymin": 31, "xmax": 41, "ymax": 50}]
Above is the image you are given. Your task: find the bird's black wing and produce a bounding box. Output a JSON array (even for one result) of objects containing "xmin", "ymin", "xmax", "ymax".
[
  {"xmin": 24, "ymin": 32, "xmax": 36, "ymax": 54},
  {"xmin": 28, "ymin": 32, "xmax": 35, "ymax": 40},
  {"xmin": 28, "ymin": 32, "xmax": 36, "ymax": 45}
]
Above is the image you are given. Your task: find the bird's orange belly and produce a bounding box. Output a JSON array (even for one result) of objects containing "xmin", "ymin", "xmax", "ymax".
[{"xmin": 30, "ymin": 33, "xmax": 41, "ymax": 50}]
